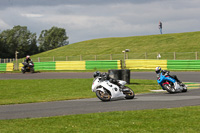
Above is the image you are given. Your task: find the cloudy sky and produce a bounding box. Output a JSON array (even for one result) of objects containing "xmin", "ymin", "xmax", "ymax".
[{"xmin": 0, "ymin": 0, "xmax": 199, "ymax": 44}]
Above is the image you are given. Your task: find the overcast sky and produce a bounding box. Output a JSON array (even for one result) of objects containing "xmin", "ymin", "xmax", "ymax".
[{"xmin": 0, "ymin": 0, "xmax": 199, "ymax": 44}]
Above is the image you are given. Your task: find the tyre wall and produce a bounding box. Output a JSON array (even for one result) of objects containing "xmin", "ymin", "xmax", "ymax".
[
  {"xmin": 18, "ymin": 60, "xmax": 121, "ymax": 71},
  {"xmin": 19, "ymin": 62, "xmax": 56, "ymax": 71},
  {"xmin": 126, "ymin": 59, "xmax": 200, "ymax": 70},
  {"xmin": 167, "ymin": 60, "xmax": 200, "ymax": 70},
  {"xmin": 126, "ymin": 59, "xmax": 167, "ymax": 70},
  {"xmin": 85, "ymin": 60, "xmax": 121, "ymax": 70},
  {"xmin": 56, "ymin": 61, "xmax": 85, "ymax": 70},
  {"xmin": 0, "ymin": 63, "xmax": 13, "ymax": 71}
]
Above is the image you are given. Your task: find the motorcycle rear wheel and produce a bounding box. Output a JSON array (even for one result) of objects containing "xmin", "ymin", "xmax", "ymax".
[
  {"xmin": 96, "ymin": 90, "xmax": 111, "ymax": 102},
  {"xmin": 181, "ymin": 84, "xmax": 187, "ymax": 92},
  {"xmin": 123, "ymin": 87, "xmax": 135, "ymax": 99}
]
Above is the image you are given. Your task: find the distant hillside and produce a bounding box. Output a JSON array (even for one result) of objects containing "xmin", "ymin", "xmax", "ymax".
[{"xmin": 32, "ymin": 31, "xmax": 200, "ymax": 58}]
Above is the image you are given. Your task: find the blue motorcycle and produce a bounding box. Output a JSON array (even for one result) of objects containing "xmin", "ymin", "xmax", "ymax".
[{"xmin": 157, "ymin": 72, "xmax": 187, "ymax": 93}]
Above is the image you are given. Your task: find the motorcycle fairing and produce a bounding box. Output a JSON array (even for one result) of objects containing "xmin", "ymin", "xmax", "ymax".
[
  {"xmin": 157, "ymin": 73, "xmax": 176, "ymax": 90},
  {"xmin": 99, "ymin": 81, "xmax": 125, "ymax": 99},
  {"xmin": 157, "ymin": 73, "xmax": 176, "ymax": 84}
]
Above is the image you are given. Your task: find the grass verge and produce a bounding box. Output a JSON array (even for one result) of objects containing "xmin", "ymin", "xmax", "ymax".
[
  {"xmin": 0, "ymin": 106, "xmax": 199, "ymax": 133},
  {"xmin": 0, "ymin": 79, "xmax": 159, "ymax": 105}
]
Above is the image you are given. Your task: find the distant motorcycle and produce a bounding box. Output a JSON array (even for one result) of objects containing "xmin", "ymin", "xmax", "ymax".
[
  {"xmin": 157, "ymin": 72, "xmax": 187, "ymax": 93},
  {"xmin": 92, "ymin": 76, "xmax": 135, "ymax": 101},
  {"xmin": 21, "ymin": 61, "xmax": 34, "ymax": 74}
]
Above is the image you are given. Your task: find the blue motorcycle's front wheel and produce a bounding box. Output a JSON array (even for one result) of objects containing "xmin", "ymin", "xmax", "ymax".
[{"xmin": 163, "ymin": 83, "xmax": 176, "ymax": 93}]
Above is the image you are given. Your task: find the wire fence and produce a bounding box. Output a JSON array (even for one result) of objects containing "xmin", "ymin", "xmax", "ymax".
[{"xmin": 0, "ymin": 52, "xmax": 200, "ymax": 64}]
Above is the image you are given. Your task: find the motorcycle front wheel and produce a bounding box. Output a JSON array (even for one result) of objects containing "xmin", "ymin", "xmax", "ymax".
[
  {"xmin": 123, "ymin": 87, "xmax": 135, "ymax": 99},
  {"xmin": 21, "ymin": 68, "xmax": 25, "ymax": 74},
  {"xmin": 96, "ymin": 90, "xmax": 111, "ymax": 102},
  {"xmin": 163, "ymin": 84, "xmax": 176, "ymax": 93},
  {"xmin": 30, "ymin": 67, "xmax": 34, "ymax": 73}
]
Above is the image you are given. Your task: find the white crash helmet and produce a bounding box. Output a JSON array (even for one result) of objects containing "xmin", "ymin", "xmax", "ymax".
[{"xmin": 26, "ymin": 55, "xmax": 30, "ymax": 59}]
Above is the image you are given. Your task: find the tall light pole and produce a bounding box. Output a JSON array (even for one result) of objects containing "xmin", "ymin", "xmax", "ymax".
[
  {"xmin": 122, "ymin": 49, "xmax": 130, "ymax": 69},
  {"xmin": 15, "ymin": 51, "xmax": 19, "ymax": 70}
]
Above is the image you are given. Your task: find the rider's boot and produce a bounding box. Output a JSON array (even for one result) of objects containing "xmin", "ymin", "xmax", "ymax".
[
  {"xmin": 175, "ymin": 77, "xmax": 184, "ymax": 86},
  {"xmin": 179, "ymin": 82, "xmax": 184, "ymax": 86},
  {"xmin": 117, "ymin": 83, "xmax": 130, "ymax": 92},
  {"xmin": 116, "ymin": 82, "xmax": 125, "ymax": 91},
  {"xmin": 117, "ymin": 83, "xmax": 123, "ymax": 89},
  {"xmin": 176, "ymin": 80, "xmax": 183, "ymax": 86},
  {"xmin": 22, "ymin": 66, "xmax": 26, "ymax": 71}
]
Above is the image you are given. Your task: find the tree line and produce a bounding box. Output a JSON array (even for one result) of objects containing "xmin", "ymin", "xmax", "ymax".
[{"xmin": 0, "ymin": 25, "xmax": 69, "ymax": 58}]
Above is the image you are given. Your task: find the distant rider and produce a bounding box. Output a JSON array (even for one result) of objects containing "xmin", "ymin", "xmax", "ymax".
[
  {"xmin": 93, "ymin": 71, "xmax": 124, "ymax": 89},
  {"xmin": 155, "ymin": 66, "xmax": 183, "ymax": 85},
  {"xmin": 22, "ymin": 55, "xmax": 32, "ymax": 70}
]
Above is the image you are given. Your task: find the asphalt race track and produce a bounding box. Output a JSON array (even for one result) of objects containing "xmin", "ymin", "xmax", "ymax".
[
  {"xmin": 0, "ymin": 72, "xmax": 200, "ymax": 120},
  {"xmin": 0, "ymin": 72, "xmax": 200, "ymax": 82}
]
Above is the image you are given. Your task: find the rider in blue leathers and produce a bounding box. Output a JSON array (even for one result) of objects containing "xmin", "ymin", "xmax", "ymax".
[{"xmin": 155, "ymin": 67, "xmax": 183, "ymax": 85}]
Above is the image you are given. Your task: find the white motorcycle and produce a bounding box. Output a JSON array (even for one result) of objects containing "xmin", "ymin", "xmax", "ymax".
[{"xmin": 92, "ymin": 76, "xmax": 135, "ymax": 101}]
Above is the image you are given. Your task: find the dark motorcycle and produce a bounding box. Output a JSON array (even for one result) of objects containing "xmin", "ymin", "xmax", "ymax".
[{"xmin": 21, "ymin": 61, "xmax": 34, "ymax": 74}]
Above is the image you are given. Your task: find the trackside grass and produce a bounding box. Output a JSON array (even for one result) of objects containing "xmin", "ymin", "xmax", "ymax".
[
  {"xmin": 0, "ymin": 79, "xmax": 159, "ymax": 105},
  {"xmin": 0, "ymin": 106, "xmax": 199, "ymax": 133}
]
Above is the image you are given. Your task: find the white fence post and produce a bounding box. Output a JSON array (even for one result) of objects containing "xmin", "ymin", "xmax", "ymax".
[
  {"xmin": 145, "ymin": 52, "xmax": 147, "ymax": 59},
  {"xmin": 110, "ymin": 54, "xmax": 112, "ymax": 60},
  {"xmin": 80, "ymin": 55, "xmax": 82, "ymax": 61},
  {"xmin": 126, "ymin": 53, "xmax": 128, "ymax": 59},
  {"xmin": 196, "ymin": 52, "xmax": 198, "ymax": 60},
  {"xmin": 174, "ymin": 52, "xmax": 176, "ymax": 60}
]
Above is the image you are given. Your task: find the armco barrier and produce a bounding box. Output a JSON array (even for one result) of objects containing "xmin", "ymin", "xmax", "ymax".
[
  {"xmin": 56, "ymin": 61, "xmax": 85, "ymax": 70},
  {"xmin": 86, "ymin": 60, "xmax": 121, "ymax": 70},
  {"xmin": 167, "ymin": 60, "xmax": 200, "ymax": 70},
  {"xmin": 126, "ymin": 59, "xmax": 167, "ymax": 69},
  {"xmin": 0, "ymin": 63, "xmax": 13, "ymax": 71}
]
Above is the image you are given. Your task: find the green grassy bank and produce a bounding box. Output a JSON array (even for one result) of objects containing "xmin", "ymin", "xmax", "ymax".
[{"xmin": 32, "ymin": 31, "xmax": 200, "ymax": 58}]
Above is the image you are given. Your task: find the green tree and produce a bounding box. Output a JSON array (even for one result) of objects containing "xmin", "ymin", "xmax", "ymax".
[
  {"xmin": 0, "ymin": 25, "xmax": 38, "ymax": 58},
  {"xmin": 0, "ymin": 34, "xmax": 8, "ymax": 57},
  {"xmin": 38, "ymin": 26, "xmax": 69, "ymax": 52}
]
